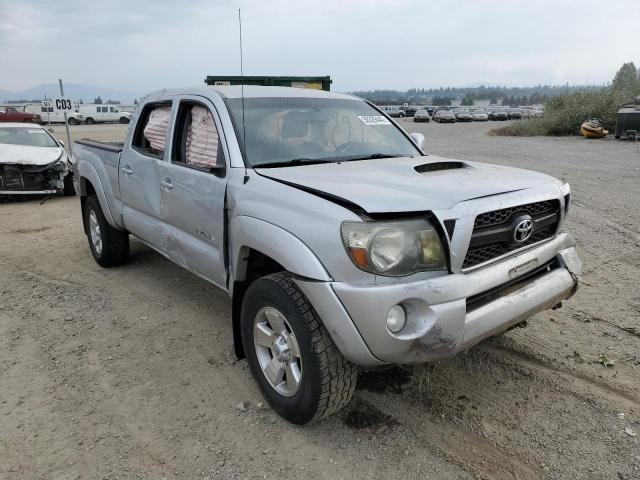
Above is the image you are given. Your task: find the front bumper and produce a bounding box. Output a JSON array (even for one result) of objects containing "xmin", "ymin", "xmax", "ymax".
[
  {"xmin": 0, "ymin": 159, "xmax": 69, "ymax": 194},
  {"xmin": 296, "ymin": 233, "xmax": 580, "ymax": 366}
]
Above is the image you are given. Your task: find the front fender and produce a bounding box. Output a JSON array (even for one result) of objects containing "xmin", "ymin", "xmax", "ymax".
[{"xmin": 231, "ymin": 215, "xmax": 331, "ymax": 283}]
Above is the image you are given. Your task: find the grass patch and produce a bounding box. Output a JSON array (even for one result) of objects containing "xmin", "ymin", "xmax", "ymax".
[
  {"xmin": 489, "ymin": 119, "xmax": 548, "ymax": 136},
  {"xmin": 490, "ymin": 62, "xmax": 640, "ymax": 137}
]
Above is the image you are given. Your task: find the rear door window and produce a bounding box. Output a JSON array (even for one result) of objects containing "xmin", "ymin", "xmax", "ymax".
[{"xmin": 132, "ymin": 103, "xmax": 172, "ymax": 158}]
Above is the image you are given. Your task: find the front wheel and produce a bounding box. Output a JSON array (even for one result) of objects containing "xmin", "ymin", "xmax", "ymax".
[
  {"xmin": 82, "ymin": 195, "xmax": 129, "ymax": 267},
  {"xmin": 119, "ymin": 117, "xmax": 130, "ymax": 124},
  {"xmin": 68, "ymin": 118, "xmax": 79, "ymax": 125},
  {"xmin": 241, "ymin": 273, "xmax": 358, "ymax": 424}
]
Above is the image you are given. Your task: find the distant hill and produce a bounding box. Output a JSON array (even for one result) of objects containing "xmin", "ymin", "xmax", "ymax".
[{"xmin": 0, "ymin": 83, "xmax": 143, "ymax": 104}]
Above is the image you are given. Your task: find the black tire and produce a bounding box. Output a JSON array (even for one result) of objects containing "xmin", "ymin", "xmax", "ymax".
[
  {"xmin": 68, "ymin": 118, "xmax": 79, "ymax": 125},
  {"xmin": 119, "ymin": 117, "xmax": 130, "ymax": 124},
  {"xmin": 85, "ymin": 117, "xmax": 95, "ymax": 125},
  {"xmin": 63, "ymin": 173, "xmax": 75, "ymax": 196},
  {"xmin": 241, "ymin": 273, "xmax": 358, "ymax": 424},
  {"xmin": 82, "ymin": 195, "xmax": 129, "ymax": 267},
  {"xmin": 615, "ymin": 135, "xmax": 620, "ymax": 140}
]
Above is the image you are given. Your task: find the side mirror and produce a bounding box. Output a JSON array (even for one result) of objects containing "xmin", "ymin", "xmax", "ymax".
[{"xmin": 410, "ymin": 132, "xmax": 425, "ymax": 149}]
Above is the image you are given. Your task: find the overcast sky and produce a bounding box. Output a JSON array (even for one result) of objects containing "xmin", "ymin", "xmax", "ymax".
[{"xmin": 1, "ymin": 0, "xmax": 639, "ymax": 93}]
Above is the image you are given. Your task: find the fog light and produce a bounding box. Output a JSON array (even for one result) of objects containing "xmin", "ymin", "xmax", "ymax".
[{"xmin": 386, "ymin": 305, "xmax": 406, "ymax": 333}]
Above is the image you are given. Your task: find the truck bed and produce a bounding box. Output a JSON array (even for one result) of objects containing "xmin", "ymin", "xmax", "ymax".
[{"xmin": 75, "ymin": 139, "xmax": 124, "ymax": 153}]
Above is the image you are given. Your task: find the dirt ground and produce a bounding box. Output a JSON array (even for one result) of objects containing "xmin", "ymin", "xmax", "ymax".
[{"xmin": 1, "ymin": 121, "xmax": 639, "ymax": 480}]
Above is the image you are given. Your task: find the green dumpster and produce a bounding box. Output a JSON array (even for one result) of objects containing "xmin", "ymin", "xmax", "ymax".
[{"xmin": 204, "ymin": 75, "xmax": 332, "ymax": 91}]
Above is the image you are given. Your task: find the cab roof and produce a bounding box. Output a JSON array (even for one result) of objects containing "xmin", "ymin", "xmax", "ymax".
[{"xmin": 143, "ymin": 85, "xmax": 361, "ymax": 102}]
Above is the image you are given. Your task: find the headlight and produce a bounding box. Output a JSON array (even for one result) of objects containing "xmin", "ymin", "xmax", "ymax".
[
  {"xmin": 561, "ymin": 183, "xmax": 571, "ymax": 216},
  {"xmin": 341, "ymin": 218, "xmax": 447, "ymax": 276}
]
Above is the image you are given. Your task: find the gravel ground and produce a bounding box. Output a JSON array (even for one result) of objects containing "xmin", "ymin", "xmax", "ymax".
[{"xmin": 1, "ymin": 121, "xmax": 639, "ymax": 479}]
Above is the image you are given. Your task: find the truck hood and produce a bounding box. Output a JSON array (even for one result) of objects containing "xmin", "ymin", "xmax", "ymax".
[
  {"xmin": 0, "ymin": 144, "xmax": 64, "ymax": 166},
  {"xmin": 255, "ymin": 156, "xmax": 559, "ymax": 213}
]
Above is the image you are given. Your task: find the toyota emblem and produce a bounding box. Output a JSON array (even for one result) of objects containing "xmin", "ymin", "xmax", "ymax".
[{"xmin": 513, "ymin": 217, "xmax": 534, "ymax": 243}]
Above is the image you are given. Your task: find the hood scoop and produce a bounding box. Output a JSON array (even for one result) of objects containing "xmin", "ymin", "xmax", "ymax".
[{"xmin": 414, "ymin": 161, "xmax": 466, "ymax": 173}]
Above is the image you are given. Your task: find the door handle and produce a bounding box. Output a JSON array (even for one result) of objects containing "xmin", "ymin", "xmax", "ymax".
[
  {"xmin": 121, "ymin": 166, "xmax": 133, "ymax": 175},
  {"xmin": 161, "ymin": 179, "xmax": 174, "ymax": 190}
]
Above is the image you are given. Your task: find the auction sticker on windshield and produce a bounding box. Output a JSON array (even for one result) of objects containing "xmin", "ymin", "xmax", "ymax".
[{"xmin": 358, "ymin": 115, "xmax": 391, "ymax": 126}]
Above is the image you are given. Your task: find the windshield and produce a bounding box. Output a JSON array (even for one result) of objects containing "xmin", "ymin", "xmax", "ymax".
[
  {"xmin": 225, "ymin": 97, "xmax": 421, "ymax": 167},
  {"xmin": 0, "ymin": 127, "xmax": 58, "ymax": 147}
]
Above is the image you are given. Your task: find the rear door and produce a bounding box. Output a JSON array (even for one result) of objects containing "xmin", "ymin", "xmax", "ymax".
[
  {"xmin": 156, "ymin": 96, "xmax": 229, "ymax": 288},
  {"xmin": 119, "ymin": 101, "xmax": 173, "ymax": 250}
]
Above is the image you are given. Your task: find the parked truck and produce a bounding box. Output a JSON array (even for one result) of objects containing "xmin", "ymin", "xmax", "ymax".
[
  {"xmin": 0, "ymin": 105, "xmax": 41, "ymax": 123},
  {"xmin": 73, "ymin": 85, "xmax": 581, "ymax": 424}
]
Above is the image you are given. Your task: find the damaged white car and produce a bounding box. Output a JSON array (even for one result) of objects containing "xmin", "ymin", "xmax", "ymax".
[{"xmin": 0, "ymin": 123, "xmax": 75, "ymax": 196}]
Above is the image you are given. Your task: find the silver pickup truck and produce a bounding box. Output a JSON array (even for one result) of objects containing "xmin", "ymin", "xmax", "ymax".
[{"xmin": 73, "ymin": 86, "xmax": 581, "ymax": 424}]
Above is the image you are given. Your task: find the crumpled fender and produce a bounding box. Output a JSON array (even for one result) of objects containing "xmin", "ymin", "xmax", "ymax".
[{"xmin": 230, "ymin": 215, "xmax": 332, "ymax": 283}]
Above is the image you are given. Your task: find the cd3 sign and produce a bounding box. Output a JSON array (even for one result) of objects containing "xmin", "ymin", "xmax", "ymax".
[{"xmin": 55, "ymin": 98, "xmax": 73, "ymax": 111}]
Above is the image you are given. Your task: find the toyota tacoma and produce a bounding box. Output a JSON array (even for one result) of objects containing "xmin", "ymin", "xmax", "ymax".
[{"xmin": 72, "ymin": 86, "xmax": 581, "ymax": 424}]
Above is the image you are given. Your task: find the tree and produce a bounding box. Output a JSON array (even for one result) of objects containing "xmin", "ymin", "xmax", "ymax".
[
  {"xmin": 432, "ymin": 96, "xmax": 453, "ymax": 106},
  {"xmin": 93, "ymin": 96, "xmax": 103, "ymax": 104},
  {"xmin": 460, "ymin": 94, "xmax": 475, "ymax": 106},
  {"xmin": 612, "ymin": 62, "xmax": 639, "ymax": 92},
  {"xmin": 489, "ymin": 97, "xmax": 497, "ymax": 105},
  {"xmin": 133, "ymin": 99, "xmax": 139, "ymax": 105}
]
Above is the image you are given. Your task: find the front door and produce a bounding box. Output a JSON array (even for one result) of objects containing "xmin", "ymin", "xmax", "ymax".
[{"xmin": 156, "ymin": 96, "xmax": 228, "ymax": 288}]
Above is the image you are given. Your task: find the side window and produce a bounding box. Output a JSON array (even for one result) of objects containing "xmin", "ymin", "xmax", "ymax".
[
  {"xmin": 132, "ymin": 102, "xmax": 172, "ymax": 158},
  {"xmin": 172, "ymin": 101, "xmax": 224, "ymax": 174},
  {"xmin": 110, "ymin": 107, "xmax": 117, "ymax": 113}
]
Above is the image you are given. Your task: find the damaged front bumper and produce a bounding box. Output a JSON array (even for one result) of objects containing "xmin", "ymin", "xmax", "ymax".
[
  {"xmin": 0, "ymin": 159, "xmax": 69, "ymax": 195},
  {"xmin": 296, "ymin": 232, "xmax": 581, "ymax": 366}
]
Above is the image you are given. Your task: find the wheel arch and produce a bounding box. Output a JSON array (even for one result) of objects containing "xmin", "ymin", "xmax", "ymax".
[
  {"xmin": 229, "ymin": 216, "xmax": 332, "ymax": 359},
  {"xmin": 77, "ymin": 164, "xmax": 120, "ymax": 231}
]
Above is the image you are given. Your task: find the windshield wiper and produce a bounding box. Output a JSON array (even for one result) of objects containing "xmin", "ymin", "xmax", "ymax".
[
  {"xmin": 254, "ymin": 158, "xmax": 335, "ymax": 169},
  {"xmin": 339, "ymin": 153, "xmax": 407, "ymax": 162}
]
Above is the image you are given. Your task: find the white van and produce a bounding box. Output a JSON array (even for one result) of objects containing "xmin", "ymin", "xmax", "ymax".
[
  {"xmin": 24, "ymin": 104, "xmax": 84, "ymax": 125},
  {"xmin": 79, "ymin": 105, "xmax": 131, "ymax": 124}
]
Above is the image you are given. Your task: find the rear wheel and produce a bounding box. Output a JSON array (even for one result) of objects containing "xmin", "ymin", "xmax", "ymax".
[
  {"xmin": 82, "ymin": 195, "xmax": 129, "ymax": 267},
  {"xmin": 241, "ymin": 273, "xmax": 358, "ymax": 424},
  {"xmin": 85, "ymin": 117, "xmax": 95, "ymax": 125},
  {"xmin": 68, "ymin": 118, "xmax": 79, "ymax": 125},
  {"xmin": 119, "ymin": 117, "xmax": 130, "ymax": 124}
]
